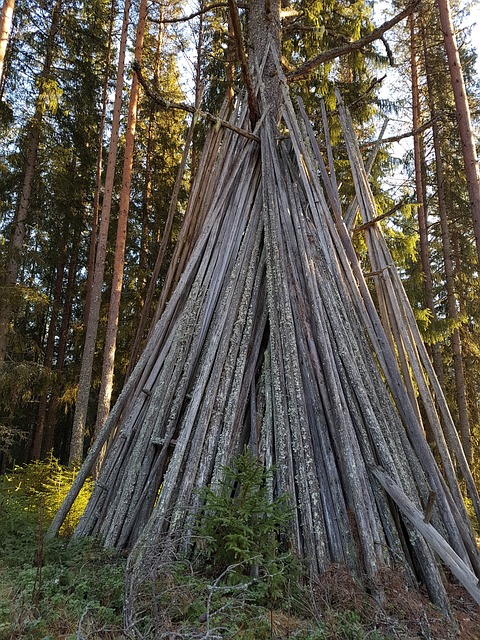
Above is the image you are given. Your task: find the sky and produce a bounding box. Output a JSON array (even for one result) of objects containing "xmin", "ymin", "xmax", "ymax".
[
  {"xmin": 464, "ymin": 3, "xmax": 480, "ymax": 74},
  {"xmin": 371, "ymin": 1, "xmax": 480, "ymax": 197}
]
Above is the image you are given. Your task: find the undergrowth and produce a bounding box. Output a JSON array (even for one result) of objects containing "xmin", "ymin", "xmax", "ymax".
[
  {"xmin": 0, "ymin": 454, "xmax": 478, "ymax": 639},
  {"xmin": 0, "ymin": 456, "xmax": 125, "ymax": 639}
]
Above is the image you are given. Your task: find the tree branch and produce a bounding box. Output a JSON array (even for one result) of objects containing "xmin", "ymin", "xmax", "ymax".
[
  {"xmin": 348, "ymin": 75, "xmax": 386, "ymax": 110},
  {"xmin": 352, "ymin": 198, "xmax": 409, "ymax": 235},
  {"xmin": 133, "ymin": 61, "xmax": 259, "ymax": 142},
  {"xmin": 287, "ymin": 0, "xmax": 421, "ymax": 82},
  {"xmin": 149, "ymin": 2, "xmax": 246, "ymax": 24},
  {"xmin": 359, "ymin": 116, "xmax": 437, "ymax": 149},
  {"xmin": 380, "ymin": 35, "xmax": 395, "ymax": 66}
]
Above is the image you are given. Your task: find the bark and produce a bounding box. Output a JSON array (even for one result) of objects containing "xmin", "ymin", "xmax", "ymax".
[
  {"xmin": 0, "ymin": 0, "xmax": 14, "ymax": 85},
  {"xmin": 436, "ymin": 0, "xmax": 480, "ymax": 266},
  {"xmin": 0, "ymin": 0, "xmax": 62, "ymax": 367},
  {"xmin": 50, "ymin": 91, "xmax": 480, "ymax": 613},
  {"xmin": 83, "ymin": 0, "xmax": 116, "ymax": 328},
  {"xmin": 423, "ymin": 25, "xmax": 472, "ymax": 462},
  {"xmin": 31, "ymin": 241, "xmax": 66, "ymax": 460},
  {"xmin": 247, "ymin": 0, "xmax": 281, "ymax": 119},
  {"xmin": 50, "ymin": 26, "xmax": 480, "ymax": 613},
  {"xmin": 69, "ymin": 0, "xmax": 131, "ymax": 466},
  {"xmin": 93, "ymin": 0, "xmax": 148, "ymax": 460},
  {"xmin": 409, "ymin": 15, "xmax": 444, "ymax": 388}
]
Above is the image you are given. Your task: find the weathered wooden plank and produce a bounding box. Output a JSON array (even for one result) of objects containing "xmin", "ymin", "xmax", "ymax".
[{"xmin": 373, "ymin": 466, "xmax": 480, "ymax": 606}]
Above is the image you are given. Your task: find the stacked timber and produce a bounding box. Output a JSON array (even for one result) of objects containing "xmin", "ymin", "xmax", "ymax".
[{"xmin": 49, "ymin": 81, "xmax": 480, "ymax": 611}]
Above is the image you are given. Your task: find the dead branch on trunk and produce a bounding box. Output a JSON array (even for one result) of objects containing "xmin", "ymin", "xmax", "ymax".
[
  {"xmin": 227, "ymin": 0, "xmax": 259, "ymax": 125},
  {"xmin": 149, "ymin": 2, "xmax": 245, "ymax": 24}
]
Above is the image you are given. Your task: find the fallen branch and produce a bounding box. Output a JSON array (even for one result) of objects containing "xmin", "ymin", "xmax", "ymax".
[{"xmin": 287, "ymin": 0, "xmax": 421, "ymax": 81}]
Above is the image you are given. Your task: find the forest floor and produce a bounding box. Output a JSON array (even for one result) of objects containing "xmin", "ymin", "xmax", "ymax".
[{"xmin": 0, "ymin": 460, "xmax": 479, "ymax": 639}]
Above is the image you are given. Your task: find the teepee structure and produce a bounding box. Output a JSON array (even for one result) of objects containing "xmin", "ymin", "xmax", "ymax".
[{"xmin": 49, "ymin": 41, "xmax": 480, "ymax": 613}]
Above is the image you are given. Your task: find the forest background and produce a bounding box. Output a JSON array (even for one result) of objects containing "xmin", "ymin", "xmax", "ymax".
[{"xmin": 1, "ymin": 0, "xmax": 480, "ymax": 479}]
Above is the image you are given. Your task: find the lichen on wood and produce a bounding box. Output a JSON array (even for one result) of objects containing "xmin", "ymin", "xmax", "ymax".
[{"xmin": 50, "ymin": 57, "xmax": 480, "ymax": 614}]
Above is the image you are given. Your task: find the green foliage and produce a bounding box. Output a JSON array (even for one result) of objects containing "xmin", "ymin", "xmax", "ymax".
[
  {"xmin": 0, "ymin": 455, "xmax": 93, "ymax": 540},
  {"xmin": 0, "ymin": 458, "xmax": 124, "ymax": 639},
  {"xmin": 0, "ymin": 538, "xmax": 125, "ymax": 640},
  {"xmin": 196, "ymin": 449, "xmax": 294, "ymax": 589}
]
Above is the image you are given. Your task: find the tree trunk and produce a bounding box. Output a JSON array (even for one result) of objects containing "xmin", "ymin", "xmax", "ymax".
[
  {"xmin": 0, "ymin": 0, "xmax": 14, "ymax": 85},
  {"xmin": 128, "ymin": 8, "xmax": 203, "ymax": 372},
  {"xmin": 43, "ymin": 236, "xmax": 79, "ymax": 456},
  {"xmin": 436, "ymin": 0, "xmax": 480, "ymax": 266},
  {"xmin": 83, "ymin": 0, "xmax": 116, "ymax": 328},
  {"xmin": 0, "ymin": 0, "xmax": 62, "ymax": 367},
  {"xmin": 423, "ymin": 24, "xmax": 472, "ymax": 462},
  {"xmin": 31, "ymin": 240, "xmax": 67, "ymax": 460},
  {"xmin": 93, "ymin": 0, "xmax": 148, "ymax": 459},
  {"xmin": 68, "ymin": 0, "xmax": 131, "ymax": 466},
  {"xmin": 137, "ymin": 13, "xmax": 164, "ymax": 298},
  {"xmin": 409, "ymin": 15, "xmax": 444, "ymax": 386},
  {"xmin": 247, "ymin": 0, "xmax": 281, "ymax": 119}
]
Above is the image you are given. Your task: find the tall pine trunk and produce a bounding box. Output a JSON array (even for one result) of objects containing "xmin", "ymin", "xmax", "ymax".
[
  {"xmin": 93, "ymin": 0, "xmax": 148, "ymax": 457},
  {"xmin": 423, "ymin": 24, "xmax": 472, "ymax": 462},
  {"xmin": 83, "ymin": 0, "xmax": 116, "ymax": 328},
  {"xmin": 0, "ymin": 0, "xmax": 61, "ymax": 366},
  {"xmin": 69, "ymin": 0, "xmax": 131, "ymax": 466},
  {"xmin": 409, "ymin": 14, "xmax": 443, "ymax": 384},
  {"xmin": 436, "ymin": 0, "xmax": 480, "ymax": 266},
  {"xmin": 137, "ymin": 15, "xmax": 164, "ymax": 301}
]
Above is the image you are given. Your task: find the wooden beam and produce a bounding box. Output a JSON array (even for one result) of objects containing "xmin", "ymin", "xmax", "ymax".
[{"xmin": 372, "ymin": 466, "xmax": 480, "ymax": 606}]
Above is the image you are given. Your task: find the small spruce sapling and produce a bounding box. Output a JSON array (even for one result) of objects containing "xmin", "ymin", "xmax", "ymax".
[{"xmin": 196, "ymin": 448, "xmax": 296, "ymax": 597}]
